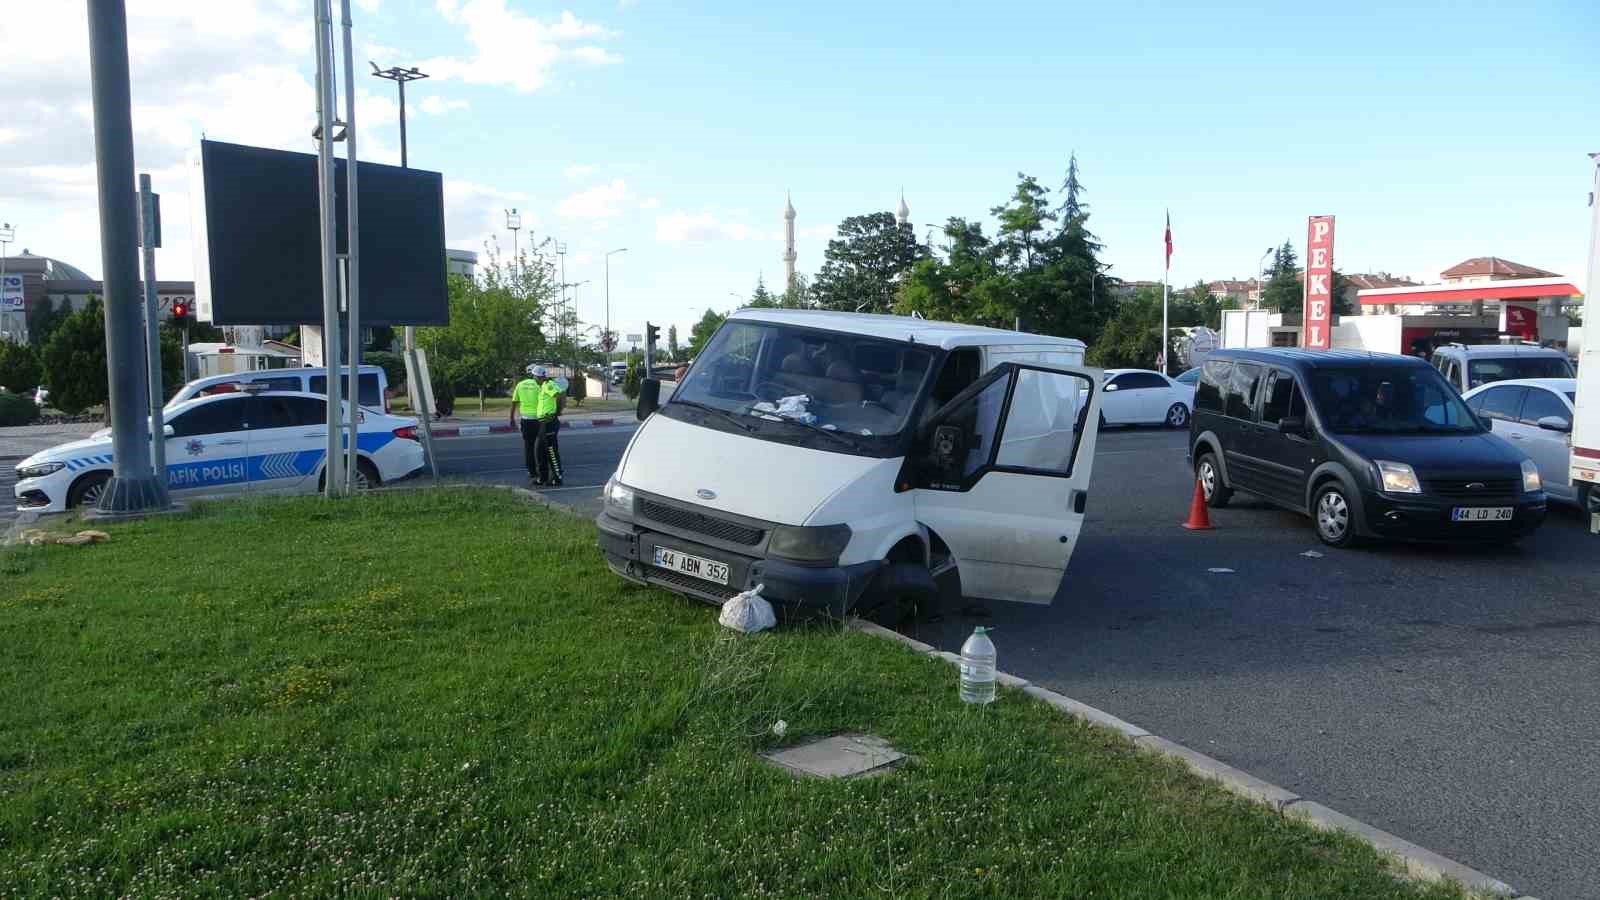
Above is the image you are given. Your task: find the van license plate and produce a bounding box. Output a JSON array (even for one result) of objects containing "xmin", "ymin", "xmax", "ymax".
[
  {"xmin": 1451, "ymin": 507, "xmax": 1513, "ymax": 522},
  {"xmin": 653, "ymin": 546, "xmax": 730, "ymax": 585}
]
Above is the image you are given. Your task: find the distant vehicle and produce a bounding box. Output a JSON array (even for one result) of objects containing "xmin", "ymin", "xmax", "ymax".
[
  {"xmin": 1174, "ymin": 367, "xmax": 1201, "ymax": 387},
  {"xmin": 1190, "ymin": 349, "xmax": 1546, "ymax": 547},
  {"xmin": 609, "ymin": 361, "xmax": 627, "ymax": 385},
  {"xmin": 1429, "ymin": 342, "xmax": 1573, "ymax": 394},
  {"xmin": 1464, "ymin": 378, "xmax": 1587, "ymax": 509},
  {"xmin": 167, "ymin": 365, "xmax": 389, "ymax": 413},
  {"xmin": 1095, "ymin": 368, "xmax": 1194, "ymax": 428},
  {"xmin": 14, "ymin": 391, "xmax": 423, "ymax": 513}
]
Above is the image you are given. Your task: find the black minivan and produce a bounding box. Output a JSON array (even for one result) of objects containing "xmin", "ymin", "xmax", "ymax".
[{"xmin": 1188, "ymin": 349, "xmax": 1546, "ymax": 547}]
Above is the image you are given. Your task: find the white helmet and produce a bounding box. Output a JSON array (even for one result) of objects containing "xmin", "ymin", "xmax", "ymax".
[{"xmin": 529, "ymin": 365, "xmax": 547, "ymax": 377}]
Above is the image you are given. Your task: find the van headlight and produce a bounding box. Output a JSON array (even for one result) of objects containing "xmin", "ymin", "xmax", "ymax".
[
  {"xmin": 16, "ymin": 461, "xmax": 65, "ymax": 480},
  {"xmin": 603, "ymin": 477, "xmax": 635, "ymax": 518},
  {"xmin": 768, "ymin": 523, "xmax": 853, "ymax": 565},
  {"xmin": 1374, "ymin": 460, "xmax": 1422, "ymax": 494},
  {"xmin": 1521, "ymin": 458, "xmax": 1542, "ymax": 493}
]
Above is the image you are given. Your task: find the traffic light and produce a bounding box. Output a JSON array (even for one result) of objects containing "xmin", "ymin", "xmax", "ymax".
[
  {"xmin": 645, "ymin": 322, "xmax": 659, "ymax": 348},
  {"xmin": 170, "ymin": 300, "xmax": 189, "ymax": 323}
]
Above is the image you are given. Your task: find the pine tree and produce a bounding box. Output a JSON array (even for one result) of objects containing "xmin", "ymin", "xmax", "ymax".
[
  {"xmin": 1261, "ymin": 240, "xmax": 1303, "ymax": 313},
  {"xmin": 666, "ymin": 324, "xmax": 680, "ymax": 362},
  {"xmin": 747, "ymin": 275, "xmax": 778, "ymax": 308},
  {"xmin": 991, "ymin": 174, "xmax": 1056, "ymax": 270}
]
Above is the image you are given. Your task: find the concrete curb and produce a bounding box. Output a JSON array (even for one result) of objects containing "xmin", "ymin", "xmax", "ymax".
[
  {"xmin": 846, "ymin": 617, "xmax": 1526, "ymax": 899},
  {"xmin": 429, "ymin": 417, "xmax": 635, "ymax": 439}
]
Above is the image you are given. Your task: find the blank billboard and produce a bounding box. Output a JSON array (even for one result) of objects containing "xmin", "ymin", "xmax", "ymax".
[{"xmin": 191, "ymin": 140, "xmax": 448, "ymax": 326}]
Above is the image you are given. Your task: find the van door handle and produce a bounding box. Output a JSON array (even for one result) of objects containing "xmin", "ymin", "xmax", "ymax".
[{"xmin": 1509, "ymin": 433, "xmax": 1524, "ymax": 440}]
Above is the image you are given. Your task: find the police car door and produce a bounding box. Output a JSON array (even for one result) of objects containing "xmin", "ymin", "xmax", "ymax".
[
  {"xmin": 912, "ymin": 362, "xmax": 1104, "ymax": 605},
  {"xmin": 163, "ymin": 395, "xmax": 251, "ymax": 498},
  {"xmin": 245, "ymin": 395, "xmax": 325, "ymax": 493}
]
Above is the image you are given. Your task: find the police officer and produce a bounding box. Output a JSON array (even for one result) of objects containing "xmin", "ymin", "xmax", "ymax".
[{"xmin": 510, "ymin": 365, "xmax": 565, "ymax": 486}]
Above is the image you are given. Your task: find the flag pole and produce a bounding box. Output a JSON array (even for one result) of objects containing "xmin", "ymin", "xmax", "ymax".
[{"xmin": 1161, "ymin": 210, "xmax": 1171, "ymax": 375}]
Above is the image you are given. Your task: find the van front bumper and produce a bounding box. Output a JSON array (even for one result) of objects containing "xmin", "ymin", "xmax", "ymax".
[
  {"xmin": 595, "ymin": 511, "xmax": 881, "ymax": 617},
  {"xmin": 1359, "ymin": 490, "xmax": 1547, "ymax": 542}
]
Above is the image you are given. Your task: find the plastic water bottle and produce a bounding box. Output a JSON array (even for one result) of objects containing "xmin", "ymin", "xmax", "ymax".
[{"xmin": 959, "ymin": 626, "xmax": 997, "ymax": 704}]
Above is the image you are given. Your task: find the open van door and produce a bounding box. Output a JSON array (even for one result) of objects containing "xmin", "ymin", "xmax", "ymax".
[{"xmin": 911, "ymin": 362, "xmax": 1103, "ymax": 604}]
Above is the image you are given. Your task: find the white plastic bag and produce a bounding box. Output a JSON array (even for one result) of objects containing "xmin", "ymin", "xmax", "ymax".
[{"xmin": 718, "ymin": 583, "xmax": 777, "ymax": 633}]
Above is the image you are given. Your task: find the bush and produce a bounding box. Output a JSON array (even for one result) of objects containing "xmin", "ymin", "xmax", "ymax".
[
  {"xmin": 0, "ymin": 341, "xmax": 42, "ymax": 395},
  {"xmin": 622, "ymin": 359, "xmax": 642, "ymax": 400},
  {"xmin": 363, "ymin": 350, "xmax": 407, "ymax": 388},
  {"xmin": 0, "ymin": 390, "xmax": 40, "ymax": 426},
  {"xmin": 566, "ymin": 368, "xmax": 587, "ymax": 406},
  {"xmin": 430, "ymin": 370, "xmax": 455, "ymax": 417},
  {"xmin": 41, "ymin": 299, "xmax": 108, "ymax": 415}
]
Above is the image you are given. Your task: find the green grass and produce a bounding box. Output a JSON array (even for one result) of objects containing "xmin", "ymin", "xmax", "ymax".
[{"xmin": 0, "ymin": 490, "xmax": 1469, "ymax": 898}]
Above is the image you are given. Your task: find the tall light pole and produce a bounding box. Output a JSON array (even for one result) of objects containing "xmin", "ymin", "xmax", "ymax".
[
  {"xmin": 506, "ymin": 209, "xmax": 522, "ymax": 285},
  {"xmin": 1256, "ymin": 246, "xmax": 1274, "ymax": 309},
  {"xmin": 554, "ymin": 241, "xmax": 567, "ymax": 342},
  {"xmin": 605, "ymin": 247, "xmax": 628, "ymax": 357},
  {"xmin": 368, "ymin": 63, "xmax": 427, "ymax": 168},
  {"xmin": 0, "ymin": 222, "xmax": 15, "ymax": 341}
]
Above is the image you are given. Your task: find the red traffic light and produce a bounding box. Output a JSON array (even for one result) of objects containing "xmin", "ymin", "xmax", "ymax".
[{"xmin": 171, "ymin": 302, "xmax": 188, "ymax": 318}]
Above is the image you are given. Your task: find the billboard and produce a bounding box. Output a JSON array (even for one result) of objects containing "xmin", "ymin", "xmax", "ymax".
[
  {"xmin": 1, "ymin": 274, "xmax": 21, "ymax": 312},
  {"xmin": 191, "ymin": 140, "xmax": 447, "ymax": 326},
  {"xmin": 1302, "ymin": 215, "xmax": 1335, "ymax": 349}
]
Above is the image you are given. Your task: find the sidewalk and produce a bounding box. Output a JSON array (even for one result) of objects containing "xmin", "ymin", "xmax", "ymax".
[{"xmin": 0, "ymin": 423, "xmax": 100, "ymax": 461}]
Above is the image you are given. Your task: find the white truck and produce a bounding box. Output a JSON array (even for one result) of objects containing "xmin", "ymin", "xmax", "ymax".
[{"xmin": 1570, "ymin": 153, "xmax": 1600, "ymax": 530}]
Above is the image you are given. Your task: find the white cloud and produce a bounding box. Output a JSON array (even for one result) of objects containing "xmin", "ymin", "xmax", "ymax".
[
  {"xmin": 424, "ymin": 1, "xmax": 622, "ymax": 94},
  {"xmin": 444, "ymin": 179, "xmax": 536, "ymax": 261},
  {"xmin": 418, "ymin": 95, "xmax": 470, "ymax": 115},
  {"xmin": 564, "ymin": 164, "xmax": 595, "ymax": 179},
  {"xmin": 655, "ymin": 211, "xmax": 752, "ymax": 243},
  {"xmin": 354, "ymin": 0, "xmax": 382, "ymax": 11},
  {"xmin": 639, "ymin": 196, "xmax": 661, "ymax": 210},
  {"xmin": 559, "ymin": 179, "xmax": 629, "ymax": 219}
]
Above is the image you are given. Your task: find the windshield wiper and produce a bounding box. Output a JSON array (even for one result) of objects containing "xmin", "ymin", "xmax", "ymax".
[
  {"xmin": 756, "ymin": 413, "xmax": 860, "ymax": 449},
  {"xmin": 670, "ymin": 399, "xmax": 755, "ymax": 433}
]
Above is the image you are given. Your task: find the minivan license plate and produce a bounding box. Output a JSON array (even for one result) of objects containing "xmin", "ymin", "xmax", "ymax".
[
  {"xmin": 1451, "ymin": 507, "xmax": 1513, "ymax": 523},
  {"xmin": 653, "ymin": 546, "xmax": 730, "ymax": 585}
]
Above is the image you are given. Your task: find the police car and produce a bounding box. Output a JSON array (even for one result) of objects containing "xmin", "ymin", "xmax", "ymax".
[{"xmin": 13, "ymin": 391, "xmax": 424, "ymax": 513}]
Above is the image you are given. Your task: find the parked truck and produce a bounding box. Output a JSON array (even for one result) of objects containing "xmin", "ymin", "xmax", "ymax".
[{"xmin": 1570, "ymin": 153, "xmax": 1600, "ymax": 531}]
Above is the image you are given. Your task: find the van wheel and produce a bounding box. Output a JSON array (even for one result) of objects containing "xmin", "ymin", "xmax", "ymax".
[
  {"xmin": 1165, "ymin": 403, "xmax": 1189, "ymax": 428},
  {"xmin": 1581, "ymin": 484, "xmax": 1597, "ymax": 517},
  {"xmin": 1313, "ymin": 482, "xmax": 1357, "ymax": 548},
  {"xmin": 858, "ymin": 562, "xmax": 940, "ymax": 626},
  {"xmin": 67, "ymin": 471, "xmax": 111, "ymax": 509},
  {"xmin": 1195, "ymin": 452, "xmax": 1231, "ymax": 508}
]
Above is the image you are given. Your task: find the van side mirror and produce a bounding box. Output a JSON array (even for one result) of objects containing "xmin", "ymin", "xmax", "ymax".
[
  {"xmin": 1278, "ymin": 416, "xmax": 1306, "ymax": 436},
  {"xmin": 1103, "ymin": 383, "xmax": 1119, "ymax": 392},
  {"xmin": 163, "ymin": 424, "xmax": 175, "ymax": 437},
  {"xmin": 1476, "ymin": 413, "xmax": 1495, "ymax": 431},
  {"xmin": 1537, "ymin": 415, "xmax": 1571, "ymax": 434},
  {"xmin": 636, "ymin": 377, "xmax": 661, "ymax": 420}
]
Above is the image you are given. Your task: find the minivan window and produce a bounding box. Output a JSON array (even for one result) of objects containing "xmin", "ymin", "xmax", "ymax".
[
  {"xmin": 1196, "ymin": 360, "xmax": 1232, "ymax": 413},
  {"xmin": 1466, "ymin": 355, "xmax": 1572, "ymax": 389},
  {"xmin": 310, "ymin": 374, "xmax": 381, "ymax": 408},
  {"xmin": 1309, "ymin": 366, "xmax": 1480, "ymax": 434},
  {"xmin": 1225, "ymin": 363, "xmax": 1264, "ymax": 420},
  {"xmin": 1259, "ymin": 371, "xmax": 1305, "ymax": 425},
  {"xmin": 665, "ymin": 319, "xmax": 937, "ymax": 457}
]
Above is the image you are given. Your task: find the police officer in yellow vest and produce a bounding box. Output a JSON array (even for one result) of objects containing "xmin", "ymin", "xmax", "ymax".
[{"xmin": 510, "ymin": 365, "xmax": 565, "ymax": 486}]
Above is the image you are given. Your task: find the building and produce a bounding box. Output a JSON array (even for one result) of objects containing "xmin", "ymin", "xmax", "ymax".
[
  {"xmin": 446, "ymin": 248, "xmax": 478, "ymax": 278},
  {"xmin": 1439, "ymin": 256, "xmax": 1559, "ymax": 285},
  {"xmin": 1207, "ymin": 278, "xmax": 1259, "ymax": 305},
  {"xmin": 0, "ymin": 251, "xmax": 196, "ymax": 345},
  {"xmin": 782, "ymin": 192, "xmax": 797, "ymax": 292},
  {"xmin": 1356, "ymin": 256, "xmax": 1579, "ymax": 349}
]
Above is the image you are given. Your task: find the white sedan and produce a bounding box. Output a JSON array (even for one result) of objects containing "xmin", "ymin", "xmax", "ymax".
[
  {"xmin": 1461, "ymin": 377, "xmax": 1586, "ymax": 507},
  {"xmin": 1096, "ymin": 368, "xmax": 1195, "ymax": 427},
  {"xmin": 13, "ymin": 391, "xmax": 424, "ymax": 513}
]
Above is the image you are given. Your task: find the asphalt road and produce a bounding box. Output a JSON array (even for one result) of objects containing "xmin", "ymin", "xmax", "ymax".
[{"xmin": 8, "ymin": 422, "xmax": 1597, "ymax": 897}]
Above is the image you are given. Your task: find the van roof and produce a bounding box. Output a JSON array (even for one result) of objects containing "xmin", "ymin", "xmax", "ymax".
[
  {"xmin": 1436, "ymin": 343, "xmax": 1566, "ymax": 358},
  {"xmin": 728, "ymin": 308, "xmax": 1087, "ymax": 351},
  {"xmin": 1206, "ymin": 348, "xmax": 1431, "ymax": 371}
]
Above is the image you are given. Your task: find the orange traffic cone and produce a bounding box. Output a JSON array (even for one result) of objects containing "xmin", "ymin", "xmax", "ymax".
[{"xmin": 1182, "ymin": 479, "xmax": 1214, "ymax": 531}]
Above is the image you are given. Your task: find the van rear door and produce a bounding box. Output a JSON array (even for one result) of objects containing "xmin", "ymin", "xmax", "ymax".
[{"xmin": 911, "ymin": 362, "xmax": 1103, "ymax": 604}]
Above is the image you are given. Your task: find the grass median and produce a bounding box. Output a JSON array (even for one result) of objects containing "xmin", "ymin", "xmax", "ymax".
[{"xmin": 0, "ymin": 489, "xmax": 1468, "ymax": 898}]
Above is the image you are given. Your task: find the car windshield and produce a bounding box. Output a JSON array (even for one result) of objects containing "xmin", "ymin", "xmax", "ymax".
[
  {"xmin": 665, "ymin": 319, "xmax": 936, "ymax": 456},
  {"xmin": 1466, "ymin": 356, "xmax": 1572, "ymax": 389},
  {"xmin": 1308, "ymin": 366, "xmax": 1481, "ymax": 435}
]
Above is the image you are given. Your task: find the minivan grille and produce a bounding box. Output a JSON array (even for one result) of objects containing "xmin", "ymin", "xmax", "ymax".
[
  {"xmin": 639, "ymin": 499, "xmax": 764, "ymax": 546},
  {"xmin": 1425, "ymin": 479, "xmax": 1520, "ymax": 500}
]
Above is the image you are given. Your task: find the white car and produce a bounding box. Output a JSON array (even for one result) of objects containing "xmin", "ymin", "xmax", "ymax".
[
  {"xmin": 13, "ymin": 391, "xmax": 424, "ymax": 513},
  {"xmin": 1096, "ymin": 368, "xmax": 1195, "ymax": 428},
  {"xmin": 1462, "ymin": 377, "xmax": 1587, "ymax": 507}
]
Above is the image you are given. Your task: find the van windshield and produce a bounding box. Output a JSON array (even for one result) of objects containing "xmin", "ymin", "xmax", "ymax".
[
  {"xmin": 1308, "ymin": 366, "xmax": 1482, "ymax": 435},
  {"xmin": 1466, "ymin": 355, "xmax": 1572, "ymax": 389},
  {"xmin": 664, "ymin": 319, "xmax": 936, "ymax": 456}
]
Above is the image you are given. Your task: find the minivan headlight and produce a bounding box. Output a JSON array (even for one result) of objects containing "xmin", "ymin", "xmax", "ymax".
[
  {"xmin": 1521, "ymin": 458, "xmax": 1542, "ymax": 493},
  {"xmin": 16, "ymin": 460, "xmax": 65, "ymax": 480},
  {"xmin": 768, "ymin": 523, "xmax": 853, "ymax": 565},
  {"xmin": 603, "ymin": 477, "xmax": 635, "ymax": 517},
  {"xmin": 1374, "ymin": 460, "xmax": 1422, "ymax": 494}
]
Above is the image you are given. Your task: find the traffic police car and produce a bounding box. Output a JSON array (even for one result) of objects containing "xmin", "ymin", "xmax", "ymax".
[{"xmin": 13, "ymin": 391, "xmax": 425, "ymax": 513}]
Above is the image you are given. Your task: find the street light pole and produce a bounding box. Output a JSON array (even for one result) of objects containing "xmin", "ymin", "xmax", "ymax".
[
  {"xmin": 1256, "ymin": 246, "xmax": 1274, "ymax": 310},
  {"xmin": 605, "ymin": 247, "xmax": 628, "ymax": 358},
  {"xmin": 0, "ymin": 222, "xmax": 15, "ymax": 341},
  {"xmin": 506, "ymin": 209, "xmax": 522, "ymax": 285},
  {"xmin": 369, "ymin": 63, "xmax": 428, "ymax": 168}
]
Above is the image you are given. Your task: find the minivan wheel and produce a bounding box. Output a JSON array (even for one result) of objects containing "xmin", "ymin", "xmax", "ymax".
[
  {"xmin": 1196, "ymin": 453, "xmax": 1231, "ymax": 508},
  {"xmin": 1314, "ymin": 483, "xmax": 1357, "ymax": 548},
  {"xmin": 1165, "ymin": 403, "xmax": 1189, "ymax": 428}
]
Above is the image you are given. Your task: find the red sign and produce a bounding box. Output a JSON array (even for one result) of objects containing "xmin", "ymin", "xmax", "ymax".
[
  {"xmin": 1302, "ymin": 215, "xmax": 1335, "ymax": 349},
  {"xmin": 1503, "ymin": 303, "xmax": 1538, "ymax": 342}
]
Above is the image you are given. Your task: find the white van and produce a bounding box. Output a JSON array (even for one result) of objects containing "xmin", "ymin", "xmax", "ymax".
[
  {"xmin": 167, "ymin": 365, "xmax": 390, "ymax": 413},
  {"xmin": 596, "ymin": 309, "xmax": 1105, "ymax": 615}
]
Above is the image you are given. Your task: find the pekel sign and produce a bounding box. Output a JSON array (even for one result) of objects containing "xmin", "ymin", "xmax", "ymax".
[{"xmin": 1302, "ymin": 215, "xmax": 1335, "ymax": 349}]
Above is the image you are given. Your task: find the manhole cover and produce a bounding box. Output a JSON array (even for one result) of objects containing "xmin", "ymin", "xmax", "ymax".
[{"xmin": 761, "ymin": 733, "xmax": 906, "ymax": 779}]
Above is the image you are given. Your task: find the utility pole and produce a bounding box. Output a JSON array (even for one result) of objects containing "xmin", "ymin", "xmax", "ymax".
[
  {"xmin": 605, "ymin": 246, "xmax": 627, "ymax": 356},
  {"xmin": 370, "ymin": 59, "xmax": 437, "ymax": 481},
  {"xmin": 86, "ymin": 0, "xmax": 163, "ymax": 513},
  {"xmin": 137, "ymin": 175, "xmax": 168, "ymax": 507},
  {"xmin": 339, "ymin": 0, "xmax": 362, "ymax": 495},
  {"xmin": 0, "ymin": 222, "xmax": 15, "ymax": 342},
  {"xmin": 313, "ymin": 0, "xmax": 344, "ymax": 497},
  {"xmin": 506, "ymin": 209, "xmax": 522, "ymax": 284}
]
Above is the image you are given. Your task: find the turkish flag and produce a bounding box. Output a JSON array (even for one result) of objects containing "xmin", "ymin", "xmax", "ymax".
[{"xmin": 1164, "ymin": 210, "xmax": 1172, "ymax": 270}]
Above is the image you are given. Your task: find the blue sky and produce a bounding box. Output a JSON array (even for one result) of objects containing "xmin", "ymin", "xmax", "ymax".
[{"xmin": 3, "ymin": 1, "xmax": 1596, "ymax": 341}]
